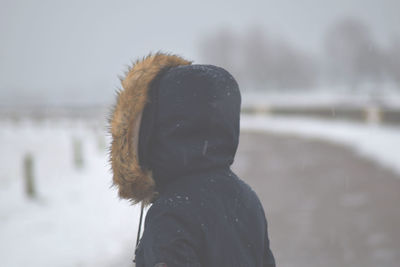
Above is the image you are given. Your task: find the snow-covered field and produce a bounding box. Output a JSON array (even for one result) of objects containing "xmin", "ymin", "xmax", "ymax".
[
  {"xmin": 0, "ymin": 119, "xmax": 141, "ymax": 267},
  {"xmin": 1, "ymin": 114, "xmax": 400, "ymax": 267}
]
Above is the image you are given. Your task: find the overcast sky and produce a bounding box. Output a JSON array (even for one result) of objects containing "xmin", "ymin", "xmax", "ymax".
[{"xmin": 1, "ymin": 0, "xmax": 399, "ymax": 106}]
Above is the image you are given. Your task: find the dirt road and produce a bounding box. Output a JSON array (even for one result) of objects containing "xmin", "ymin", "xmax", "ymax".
[{"xmin": 234, "ymin": 131, "xmax": 400, "ymax": 267}]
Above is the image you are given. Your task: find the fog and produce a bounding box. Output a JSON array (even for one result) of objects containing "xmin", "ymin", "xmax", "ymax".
[{"xmin": 1, "ymin": 0, "xmax": 399, "ymax": 106}]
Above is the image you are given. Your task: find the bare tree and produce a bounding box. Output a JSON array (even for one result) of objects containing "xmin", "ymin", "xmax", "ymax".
[
  {"xmin": 240, "ymin": 27, "xmax": 271, "ymax": 90},
  {"xmin": 198, "ymin": 28, "xmax": 241, "ymax": 79},
  {"xmin": 199, "ymin": 26, "xmax": 317, "ymax": 91},
  {"xmin": 268, "ymin": 38, "xmax": 317, "ymax": 90},
  {"xmin": 385, "ymin": 37, "xmax": 400, "ymax": 87},
  {"xmin": 324, "ymin": 18, "xmax": 383, "ymax": 90}
]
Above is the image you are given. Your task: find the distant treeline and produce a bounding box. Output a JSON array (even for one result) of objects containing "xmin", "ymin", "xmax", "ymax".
[{"xmin": 199, "ymin": 18, "xmax": 400, "ymax": 91}]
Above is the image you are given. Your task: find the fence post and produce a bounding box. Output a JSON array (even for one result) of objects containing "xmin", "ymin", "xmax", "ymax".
[
  {"xmin": 365, "ymin": 106, "xmax": 382, "ymax": 124},
  {"xmin": 23, "ymin": 153, "xmax": 36, "ymax": 198},
  {"xmin": 73, "ymin": 138, "xmax": 84, "ymax": 169}
]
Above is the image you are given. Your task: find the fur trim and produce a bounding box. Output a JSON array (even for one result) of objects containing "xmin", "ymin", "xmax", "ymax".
[{"xmin": 109, "ymin": 53, "xmax": 192, "ymax": 204}]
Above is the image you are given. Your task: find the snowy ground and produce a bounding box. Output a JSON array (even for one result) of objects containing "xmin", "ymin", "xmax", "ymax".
[
  {"xmin": 1, "ymin": 114, "xmax": 400, "ymax": 266},
  {"xmin": 0, "ymin": 119, "xmax": 141, "ymax": 267},
  {"xmin": 241, "ymin": 115, "xmax": 400, "ymax": 176}
]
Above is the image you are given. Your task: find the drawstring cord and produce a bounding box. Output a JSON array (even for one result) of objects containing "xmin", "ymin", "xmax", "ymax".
[
  {"xmin": 136, "ymin": 202, "xmax": 145, "ymax": 248},
  {"xmin": 133, "ymin": 202, "xmax": 145, "ymax": 263}
]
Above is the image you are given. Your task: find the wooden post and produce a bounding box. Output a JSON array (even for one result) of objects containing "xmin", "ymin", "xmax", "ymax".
[
  {"xmin": 73, "ymin": 138, "xmax": 84, "ymax": 169},
  {"xmin": 23, "ymin": 153, "xmax": 36, "ymax": 198},
  {"xmin": 365, "ymin": 106, "xmax": 382, "ymax": 124}
]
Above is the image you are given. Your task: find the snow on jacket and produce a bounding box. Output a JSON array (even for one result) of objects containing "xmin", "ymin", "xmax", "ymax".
[{"xmin": 109, "ymin": 53, "xmax": 275, "ymax": 267}]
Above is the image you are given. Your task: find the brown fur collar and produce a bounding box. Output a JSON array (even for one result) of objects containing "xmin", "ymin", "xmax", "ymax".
[{"xmin": 109, "ymin": 53, "xmax": 192, "ymax": 204}]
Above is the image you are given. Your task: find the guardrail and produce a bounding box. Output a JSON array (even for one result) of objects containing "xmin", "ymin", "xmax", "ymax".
[{"xmin": 241, "ymin": 106, "xmax": 400, "ymax": 125}]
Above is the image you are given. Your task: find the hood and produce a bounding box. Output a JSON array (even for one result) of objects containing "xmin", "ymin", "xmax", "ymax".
[{"xmin": 109, "ymin": 53, "xmax": 241, "ymax": 204}]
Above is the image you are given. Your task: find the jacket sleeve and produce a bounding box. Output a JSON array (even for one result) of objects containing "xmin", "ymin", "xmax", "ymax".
[{"xmin": 135, "ymin": 211, "xmax": 202, "ymax": 267}]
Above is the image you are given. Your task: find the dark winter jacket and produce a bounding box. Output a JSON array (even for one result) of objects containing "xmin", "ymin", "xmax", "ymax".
[{"xmin": 109, "ymin": 53, "xmax": 275, "ymax": 267}]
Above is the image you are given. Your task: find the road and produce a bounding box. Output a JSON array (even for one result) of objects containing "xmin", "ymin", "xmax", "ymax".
[{"xmin": 233, "ymin": 131, "xmax": 400, "ymax": 267}]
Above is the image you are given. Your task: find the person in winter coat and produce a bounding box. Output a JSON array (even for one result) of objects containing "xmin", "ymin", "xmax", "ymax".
[{"xmin": 109, "ymin": 52, "xmax": 275, "ymax": 267}]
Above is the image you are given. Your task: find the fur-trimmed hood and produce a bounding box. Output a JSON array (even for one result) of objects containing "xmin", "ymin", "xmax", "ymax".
[
  {"xmin": 109, "ymin": 52, "xmax": 241, "ymax": 205},
  {"xmin": 109, "ymin": 53, "xmax": 191, "ymax": 204}
]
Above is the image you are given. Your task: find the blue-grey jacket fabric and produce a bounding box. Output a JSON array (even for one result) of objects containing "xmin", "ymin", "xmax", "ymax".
[{"xmin": 134, "ymin": 64, "xmax": 275, "ymax": 267}]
